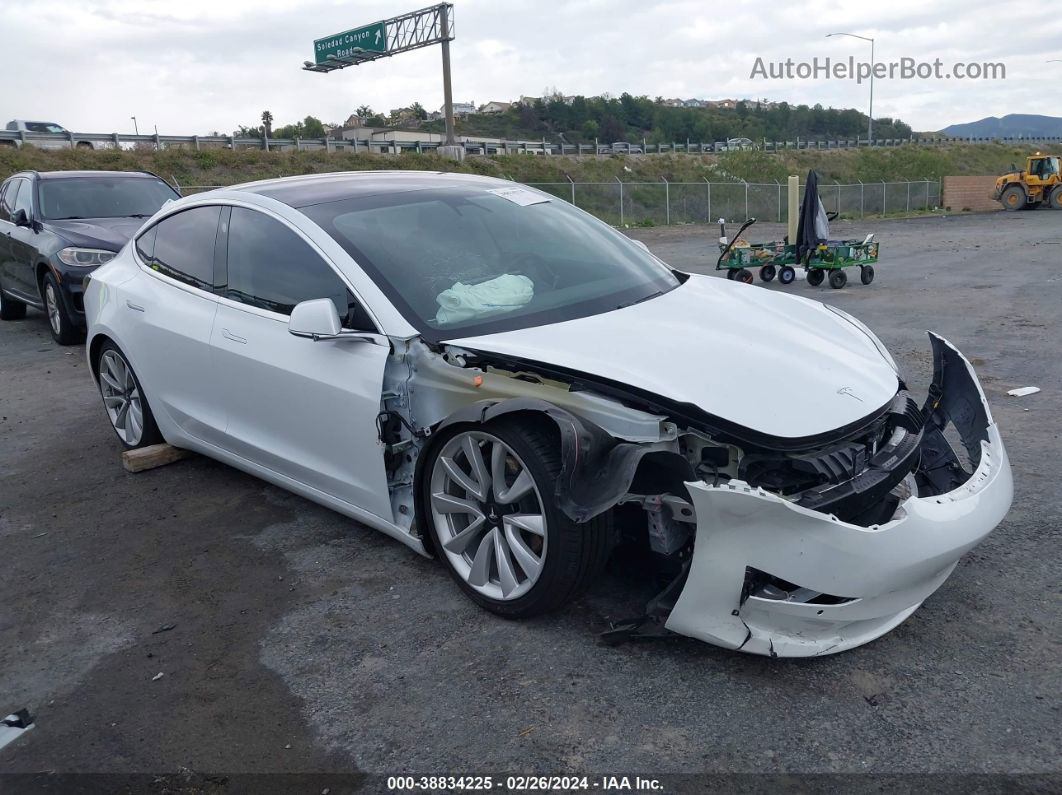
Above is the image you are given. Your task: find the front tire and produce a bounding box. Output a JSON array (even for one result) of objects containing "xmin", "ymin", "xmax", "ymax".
[
  {"xmin": 42, "ymin": 271, "xmax": 81, "ymax": 345},
  {"xmin": 806, "ymin": 268, "xmax": 825, "ymax": 287},
  {"xmin": 778, "ymin": 265, "xmax": 796, "ymax": 285},
  {"xmin": 95, "ymin": 341, "xmax": 163, "ymax": 450},
  {"xmin": 1047, "ymin": 189, "xmax": 1062, "ymax": 210},
  {"xmin": 423, "ymin": 419, "xmax": 610, "ymax": 619},
  {"xmin": 1000, "ymin": 185, "xmax": 1025, "ymax": 211},
  {"xmin": 829, "ymin": 269, "xmax": 848, "ymax": 289}
]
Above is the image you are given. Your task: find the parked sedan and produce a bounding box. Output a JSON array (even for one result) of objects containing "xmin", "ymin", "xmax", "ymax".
[
  {"xmin": 83, "ymin": 172, "xmax": 1012, "ymax": 656},
  {"xmin": 0, "ymin": 170, "xmax": 179, "ymax": 343}
]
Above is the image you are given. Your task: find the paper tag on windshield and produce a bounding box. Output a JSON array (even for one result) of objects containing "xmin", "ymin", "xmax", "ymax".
[{"xmin": 487, "ymin": 187, "xmax": 550, "ymax": 206}]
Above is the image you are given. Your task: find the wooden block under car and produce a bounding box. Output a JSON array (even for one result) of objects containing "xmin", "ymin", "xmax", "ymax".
[{"xmin": 121, "ymin": 444, "xmax": 192, "ymax": 473}]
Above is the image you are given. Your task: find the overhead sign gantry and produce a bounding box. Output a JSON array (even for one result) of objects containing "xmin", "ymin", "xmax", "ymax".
[{"xmin": 303, "ymin": 4, "xmax": 458, "ymax": 147}]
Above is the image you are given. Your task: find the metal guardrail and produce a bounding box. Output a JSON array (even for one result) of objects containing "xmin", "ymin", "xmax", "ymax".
[
  {"xmin": 2, "ymin": 129, "xmax": 1060, "ymax": 157},
  {"xmin": 177, "ymin": 179, "xmax": 941, "ymax": 226}
]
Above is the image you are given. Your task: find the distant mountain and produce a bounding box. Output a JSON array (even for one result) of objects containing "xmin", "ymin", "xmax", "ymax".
[{"xmin": 940, "ymin": 114, "xmax": 1062, "ymax": 138}]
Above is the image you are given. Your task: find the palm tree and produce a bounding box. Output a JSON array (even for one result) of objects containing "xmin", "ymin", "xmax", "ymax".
[{"xmin": 261, "ymin": 110, "xmax": 273, "ymax": 138}]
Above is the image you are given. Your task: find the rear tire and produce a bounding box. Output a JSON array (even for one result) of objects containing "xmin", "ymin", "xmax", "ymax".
[
  {"xmin": 806, "ymin": 268, "xmax": 825, "ymax": 287},
  {"xmin": 860, "ymin": 265, "xmax": 875, "ymax": 285},
  {"xmin": 95, "ymin": 341, "xmax": 163, "ymax": 450},
  {"xmin": 0, "ymin": 288, "xmax": 27, "ymax": 320},
  {"xmin": 422, "ymin": 418, "xmax": 611, "ymax": 619},
  {"xmin": 1047, "ymin": 189, "xmax": 1062, "ymax": 210},
  {"xmin": 725, "ymin": 269, "xmax": 737, "ymax": 280},
  {"xmin": 778, "ymin": 266, "xmax": 796, "ymax": 285},
  {"xmin": 735, "ymin": 268, "xmax": 754, "ymax": 284},
  {"xmin": 1000, "ymin": 185, "xmax": 1025, "ymax": 211},
  {"xmin": 42, "ymin": 271, "xmax": 82, "ymax": 345},
  {"xmin": 759, "ymin": 264, "xmax": 776, "ymax": 282},
  {"xmin": 829, "ymin": 270, "xmax": 848, "ymax": 289}
]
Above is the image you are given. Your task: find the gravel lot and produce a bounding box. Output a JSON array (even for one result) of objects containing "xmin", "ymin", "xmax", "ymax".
[{"xmin": 1, "ymin": 210, "xmax": 1059, "ymax": 786}]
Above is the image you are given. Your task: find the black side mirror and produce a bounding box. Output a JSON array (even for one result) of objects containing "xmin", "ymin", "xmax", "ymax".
[{"xmin": 12, "ymin": 208, "xmax": 30, "ymax": 228}]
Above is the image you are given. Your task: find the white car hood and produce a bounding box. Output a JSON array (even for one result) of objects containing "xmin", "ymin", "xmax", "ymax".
[{"xmin": 449, "ymin": 274, "xmax": 900, "ymax": 440}]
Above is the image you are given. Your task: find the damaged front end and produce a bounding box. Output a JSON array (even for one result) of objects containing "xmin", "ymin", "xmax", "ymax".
[
  {"xmin": 380, "ymin": 330, "xmax": 1010, "ymax": 657},
  {"xmin": 664, "ymin": 333, "xmax": 1012, "ymax": 656}
]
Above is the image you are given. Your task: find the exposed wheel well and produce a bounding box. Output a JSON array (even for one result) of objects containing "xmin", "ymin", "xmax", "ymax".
[
  {"xmin": 412, "ymin": 405, "xmax": 692, "ymax": 560},
  {"xmin": 628, "ymin": 450, "xmax": 696, "ymax": 497}
]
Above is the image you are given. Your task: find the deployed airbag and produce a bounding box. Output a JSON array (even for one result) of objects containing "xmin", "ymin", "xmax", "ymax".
[{"xmin": 435, "ymin": 274, "xmax": 534, "ymax": 325}]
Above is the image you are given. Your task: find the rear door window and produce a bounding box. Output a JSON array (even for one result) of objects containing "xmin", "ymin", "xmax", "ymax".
[
  {"xmin": 134, "ymin": 224, "xmax": 157, "ymax": 263},
  {"xmin": 143, "ymin": 206, "xmax": 223, "ymax": 291}
]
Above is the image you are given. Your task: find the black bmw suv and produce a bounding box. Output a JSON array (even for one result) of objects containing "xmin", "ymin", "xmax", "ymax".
[{"xmin": 0, "ymin": 170, "xmax": 180, "ymax": 344}]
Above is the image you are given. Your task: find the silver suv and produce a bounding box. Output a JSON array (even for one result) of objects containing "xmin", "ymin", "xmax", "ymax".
[{"xmin": 2, "ymin": 120, "xmax": 98, "ymax": 150}]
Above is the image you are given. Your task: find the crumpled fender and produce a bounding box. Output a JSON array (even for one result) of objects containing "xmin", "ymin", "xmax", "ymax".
[{"xmin": 423, "ymin": 398, "xmax": 692, "ymax": 523}]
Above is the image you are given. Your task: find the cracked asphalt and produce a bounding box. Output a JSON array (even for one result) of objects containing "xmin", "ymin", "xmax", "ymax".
[{"xmin": 0, "ymin": 210, "xmax": 1059, "ymax": 786}]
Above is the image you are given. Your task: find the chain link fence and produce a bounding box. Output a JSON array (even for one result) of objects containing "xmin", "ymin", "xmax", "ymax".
[
  {"xmin": 524, "ymin": 179, "xmax": 941, "ymax": 226},
  {"xmin": 178, "ymin": 178, "xmax": 940, "ymax": 226}
]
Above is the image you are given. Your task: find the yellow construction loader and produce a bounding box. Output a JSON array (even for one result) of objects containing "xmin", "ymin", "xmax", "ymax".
[{"xmin": 993, "ymin": 154, "xmax": 1062, "ymax": 210}]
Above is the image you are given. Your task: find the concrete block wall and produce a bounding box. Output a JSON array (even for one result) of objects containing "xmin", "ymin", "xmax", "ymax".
[{"xmin": 942, "ymin": 176, "xmax": 1001, "ymax": 212}]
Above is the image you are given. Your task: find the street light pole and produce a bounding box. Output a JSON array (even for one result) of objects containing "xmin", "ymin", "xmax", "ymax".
[
  {"xmin": 827, "ymin": 32, "xmax": 875, "ymax": 144},
  {"xmin": 868, "ymin": 37, "xmax": 875, "ymax": 143},
  {"xmin": 130, "ymin": 116, "xmax": 139, "ymax": 135}
]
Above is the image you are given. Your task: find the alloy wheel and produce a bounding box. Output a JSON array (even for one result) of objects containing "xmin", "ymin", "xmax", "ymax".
[
  {"xmin": 45, "ymin": 283, "xmax": 61, "ymax": 335},
  {"xmin": 429, "ymin": 431, "xmax": 548, "ymax": 601},
  {"xmin": 98, "ymin": 350, "xmax": 145, "ymax": 446}
]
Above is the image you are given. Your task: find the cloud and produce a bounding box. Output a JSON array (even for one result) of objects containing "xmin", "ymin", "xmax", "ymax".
[{"xmin": 0, "ymin": 0, "xmax": 1057, "ymax": 134}]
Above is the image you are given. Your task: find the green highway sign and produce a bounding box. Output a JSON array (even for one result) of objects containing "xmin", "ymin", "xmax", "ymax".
[{"xmin": 314, "ymin": 21, "xmax": 388, "ymax": 64}]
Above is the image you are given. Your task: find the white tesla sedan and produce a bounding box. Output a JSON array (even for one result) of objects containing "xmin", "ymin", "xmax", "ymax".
[{"xmin": 84, "ymin": 172, "xmax": 1012, "ymax": 657}]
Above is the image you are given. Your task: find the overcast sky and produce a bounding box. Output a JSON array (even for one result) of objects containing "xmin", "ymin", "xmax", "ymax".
[{"xmin": 2, "ymin": 0, "xmax": 1058, "ymax": 135}]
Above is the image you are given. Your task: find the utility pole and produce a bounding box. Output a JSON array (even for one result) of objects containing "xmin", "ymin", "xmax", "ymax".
[
  {"xmin": 440, "ymin": 3, "xmax": 456, "ymax": 146},
  {"xmin": 130, "ymin": 116, "xmax": 139, "ymax": 135}
]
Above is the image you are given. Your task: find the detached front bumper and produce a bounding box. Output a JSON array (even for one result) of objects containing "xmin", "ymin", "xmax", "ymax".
[{"xmin": 665, "ymin": 334, "xmax": 1013, "ymax": 657}]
